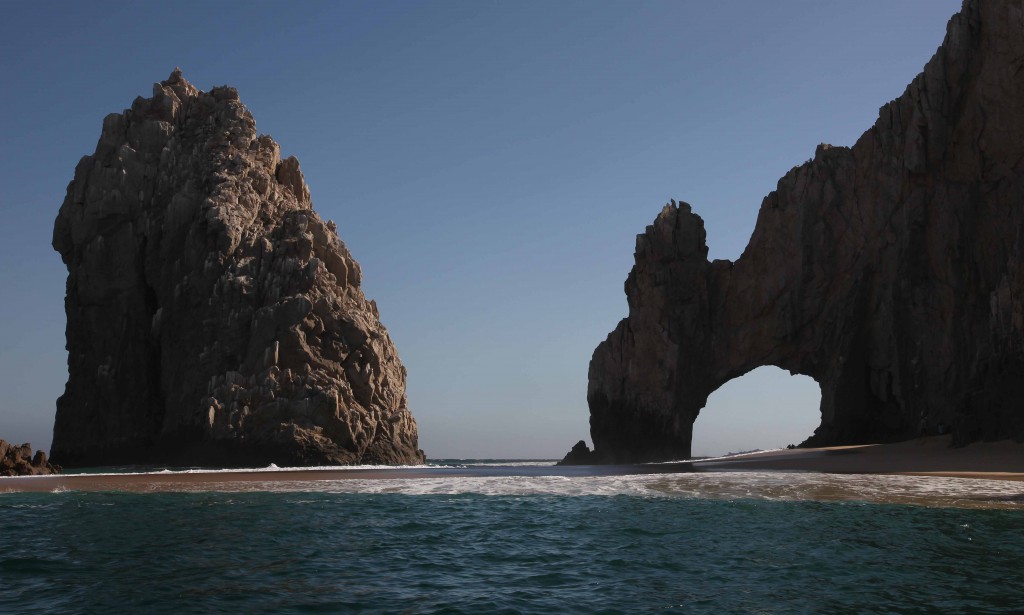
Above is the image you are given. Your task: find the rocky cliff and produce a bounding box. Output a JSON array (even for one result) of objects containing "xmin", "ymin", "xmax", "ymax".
[
  {"xmin": 584, "ymin": 0, "xmax": 1024, "ymax": 463},
  {"xmin": 1, "ymin": 441, "xmax": 59, "ymax": 477},
  {"xmin": 52, "ymin": 70, "xmax": 425, "ymax": 468}
]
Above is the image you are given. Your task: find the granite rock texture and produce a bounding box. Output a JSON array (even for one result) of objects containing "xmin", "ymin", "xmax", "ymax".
[
  {"xmin": 1, "ymin": 441, "xmax": 59, "ymax": 477},
  {"xmin": 52, "ymin": 70, "xmax": 425, "ymax": 468},
  {"xmin": 586, "ymin": 0, "xmax": 1024, "ymax": 463}
]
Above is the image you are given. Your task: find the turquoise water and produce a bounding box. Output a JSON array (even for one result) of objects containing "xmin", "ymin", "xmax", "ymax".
[{"xmin": 2, "ymin": 468, "xmax": 1023, "ymax": 613}]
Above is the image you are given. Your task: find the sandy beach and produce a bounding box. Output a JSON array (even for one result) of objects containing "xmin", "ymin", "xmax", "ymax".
[
  {"xmin": 689, "ymin": 436, "xmax": 1024, "ymax": 480},
  {"xmin": 1, "ymin": 436, "xmax": 1021, "ymax": 494}
]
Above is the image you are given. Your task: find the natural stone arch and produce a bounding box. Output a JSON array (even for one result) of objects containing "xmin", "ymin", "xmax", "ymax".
[
  {"xmin": 585, "ymin": 1, "xmax": 1024, "ymax": 463},
  {"xmin": 587, "ymin": 197, "xmax": 861, "ymax": 464},
  {"xmin": 588, "ymin": 193, "xmax": 971, "ymax": 464},
  {"xmin": 690, "ymin": 366, "xmax": 822, "ymax": 457}
]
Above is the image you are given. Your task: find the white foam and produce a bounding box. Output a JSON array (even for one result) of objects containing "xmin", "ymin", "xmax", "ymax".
[
  {"xmin": 179, "ymin": 471, "xmax": 1024, "ymax": 509},
  {"xmin": 60, "ymin": 460, "xmax": 560, "ymax": 477},
  {"xmin": 62, "ymin": 463, "xmax": 450, "ymax": 478},
  {"xmin": 10, "ymin": 464, "xmax": 1022, "ymax": 509}
]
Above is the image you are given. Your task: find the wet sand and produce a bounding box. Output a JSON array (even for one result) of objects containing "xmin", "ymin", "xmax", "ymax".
[
  {"xmin": 689, "ymin": 436, "xmax": 1024, "ymax": 480},
  {"xmin": 1, "ymin": 436, "xmax": 1021, "ymax": 493}
]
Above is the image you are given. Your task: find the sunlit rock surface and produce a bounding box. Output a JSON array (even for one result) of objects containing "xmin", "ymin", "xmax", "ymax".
[
  {"xmin": 52, "ymin": 70, "xmax": 425, "ymax": 467},
  {"xmin": 584, "ymin": 0, "xmax": 1024, "ymax": 463},
  {"xmin": 0, "ymin": 440, "xmax": 59, "ymax": 476}
]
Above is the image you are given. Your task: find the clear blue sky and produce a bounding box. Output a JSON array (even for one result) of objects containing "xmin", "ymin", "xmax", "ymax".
[{"xmin": 0, "ymin": 1, "xmax": 960, "ymax": 459}]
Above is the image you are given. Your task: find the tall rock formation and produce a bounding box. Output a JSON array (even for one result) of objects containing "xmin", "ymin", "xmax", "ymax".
[
  {"xmin": 585, "ymin": 0, "xmax": 1024, "ymax": 463},
  {"xmin": 52, "ymin": 70, "xmax": 425, "ymax": 467}
]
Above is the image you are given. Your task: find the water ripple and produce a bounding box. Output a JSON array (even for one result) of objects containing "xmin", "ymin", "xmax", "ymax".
[{"xmin": 1, "ymin": 481, "xmax": 1022, "ymax": 613}]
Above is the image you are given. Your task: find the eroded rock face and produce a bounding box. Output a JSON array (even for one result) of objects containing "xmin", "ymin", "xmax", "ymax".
[
  {"xmin": 586, "ymin": 0, "xmax": 1024, "ymax": 463},
  {"xmin": 52, "ymin": 70, "xmax": 425, "ymax": 467},
  {"xmin": 1, "ymin": 441, "xmax": 59, "ymax": 477}
]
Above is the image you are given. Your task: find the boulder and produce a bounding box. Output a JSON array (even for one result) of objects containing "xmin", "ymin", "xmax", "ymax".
[{"xmin": 0, "ymin": 440, "xmax": 60, "ymax": 476}]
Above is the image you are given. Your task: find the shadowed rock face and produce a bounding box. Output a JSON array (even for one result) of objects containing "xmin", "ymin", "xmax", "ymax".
[
  {"xmin": 52, "ymin": 70, "xmax": 425, "ymax": 468},
  {"xmin": 586, "ymin": 0, "xmax": 1024, "ymax": 463}
]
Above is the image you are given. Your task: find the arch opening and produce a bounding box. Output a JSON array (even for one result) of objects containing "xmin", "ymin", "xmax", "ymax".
[{"xmin": 691, "ymin": 366, "xmax": 821, "ymax": 457}]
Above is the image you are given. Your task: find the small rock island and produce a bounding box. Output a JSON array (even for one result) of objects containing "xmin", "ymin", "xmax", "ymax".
[
  {"xmin": 52, "ymin": 70, "xmax": 425, "ymax": 468},
  {"xmin": 573, "ymin": 0, "xmax": 1024, "ymax": 463}
]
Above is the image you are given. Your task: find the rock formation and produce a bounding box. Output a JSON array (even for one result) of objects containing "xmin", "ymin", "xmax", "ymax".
[
  {"xmin": 556, "ymin": 440, "xmax": 599, "ymax": 466},
  {"xmin": 1, "ymin": 441, "xmax": 59, "ymax": 477},
  {"xmin": 52, "ymin": 70, "xmax": 425, "ymax": 468},
  {"xmin": 581, "ymin": 0, "xmax": 1024, "ymax": 463}
]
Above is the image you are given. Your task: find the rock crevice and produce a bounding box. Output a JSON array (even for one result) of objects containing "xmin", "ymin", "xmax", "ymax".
[
  {"xmin": 52, "ymin": 69, "xmax": 425, "ymax": 467},
  {"xmin": 585, "ymin": 0, "xmax": 1024, "ymax": 463}
]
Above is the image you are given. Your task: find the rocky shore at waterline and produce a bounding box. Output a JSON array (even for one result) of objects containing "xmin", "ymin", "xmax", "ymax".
[{"xmin": 1, "ymin": 440, "xmax": 59, "ymax": 476}]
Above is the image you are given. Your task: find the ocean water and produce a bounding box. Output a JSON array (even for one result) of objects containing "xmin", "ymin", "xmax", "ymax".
[{"xmin": 2, "ymin": 463, "xmax": 1023, "ymax": 614}]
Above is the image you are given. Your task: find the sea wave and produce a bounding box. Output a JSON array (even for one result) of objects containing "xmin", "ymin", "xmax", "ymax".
[
  {"xmin": 179, "ymin": 471, "xmax": 1024, "ymax": 509},
  {"xmin": 4, "ymin": 474, "xmax": 1022, "ymax": 613},
  {"xmin": 8, "ymin": 464, "xmax": 1022, "ymax": 509},
  {"xmin": 68, "ymin": 463, "xmax": 452, "ymax": 477},
  {"xmin": 56, "ymin": 460, "xmax": 557, "ymax": 477}
]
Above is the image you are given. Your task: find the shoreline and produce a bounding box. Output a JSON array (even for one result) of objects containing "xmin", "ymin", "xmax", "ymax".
[
  {"xmin": 688, "ymin": 436, "xmax": 1024, "ymax": 481},
  {"xmin": 1, "ymin": 436, "xmax": 1022, "ymax": 494}
]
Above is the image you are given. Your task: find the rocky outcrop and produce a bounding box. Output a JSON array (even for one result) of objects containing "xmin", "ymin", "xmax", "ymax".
[
  {"xmin": 556, "ymin": 440, "xmax": 600, "ymax": 466},
  {"xmin": 1, "ymin": 441, "xmax": 59, "ymax": 477},
  {"xmin": 584, "ymin": 0, "xmax": 1024, "ymax": 463},
  {"xmin": 52, "ymin": 70, "xmax": 425, "ymax": 468}
]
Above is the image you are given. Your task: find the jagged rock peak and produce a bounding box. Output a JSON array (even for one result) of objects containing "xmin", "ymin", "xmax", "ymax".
[
  {"xmin": 581, "ymin": 0, "xmax": 1024, "ymax": 463},
  {"xmin": 0, "ymin": 440, "xmax": 60, "ymax": 477},
  {"xmin": 52, "ymin": 71, "xmax": 425, "ymax": 468}
]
